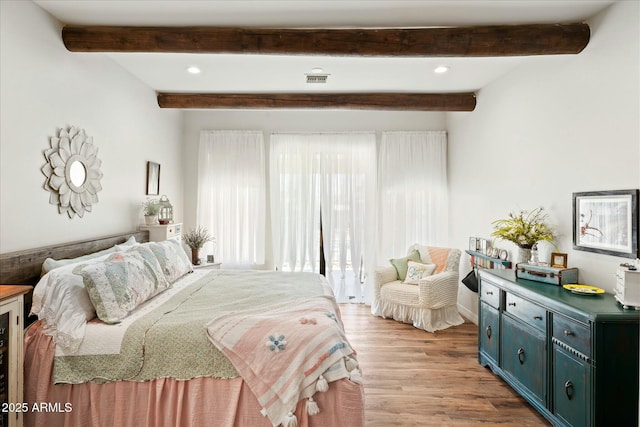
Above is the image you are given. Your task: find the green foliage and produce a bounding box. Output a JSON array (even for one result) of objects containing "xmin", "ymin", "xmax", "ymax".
[
  {"xmin": 183, "ymin": 226, "xmax": 215, "ymax": 249},
  {"xmin": 142, "ymin": 198, "xmax": 160, "ymax": 216},
  {"xmin": 491, "ymin": 207, "xmax": 555, "ymax": 249}
]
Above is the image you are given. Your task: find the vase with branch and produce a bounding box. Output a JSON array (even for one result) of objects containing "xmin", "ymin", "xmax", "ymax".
[
  {"xmin": 491, "ymin": 207, "xmax": 555, "ymax": 264},
  {"xmin": 183, "ymin": 226, "xmax": 215, "ymax": 265}
]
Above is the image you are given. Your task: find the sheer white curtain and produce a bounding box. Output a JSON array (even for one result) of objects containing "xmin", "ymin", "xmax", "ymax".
[
  {"xmin": 377, "ymin": 131, "xmax": 449, "ymax": 262},
  {"xmin": 197, "ymin": 131, "xmax": 266, "ymax": 265},
  {"xmin": 270, "ymin": 133, "xmax": 376, "ymax": 302}
]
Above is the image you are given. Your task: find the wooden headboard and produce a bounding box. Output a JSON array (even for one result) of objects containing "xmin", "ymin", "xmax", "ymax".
[
  {"xmin": 0, "ymin": 230, "xmax": 149, "ymax": 286},
  {"xmin": 0, "ymin": 230, "xmax": 149, "ymax": 326}
]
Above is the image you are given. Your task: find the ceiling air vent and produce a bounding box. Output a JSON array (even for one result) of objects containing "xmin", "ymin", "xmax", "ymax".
[{"xmin": 305, "ymin": 68, "xmax": 330, "ymax": 84}]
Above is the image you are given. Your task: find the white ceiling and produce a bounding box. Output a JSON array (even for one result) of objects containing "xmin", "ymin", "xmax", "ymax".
[{"xmin": 33, "ymin": 1, "xmax": 616, "ymax": 97}]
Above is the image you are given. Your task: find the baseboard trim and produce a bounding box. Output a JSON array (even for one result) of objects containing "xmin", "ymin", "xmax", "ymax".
[{"xmin": 458, "ymin": 303, "xmax": 478, "ymax": 325}]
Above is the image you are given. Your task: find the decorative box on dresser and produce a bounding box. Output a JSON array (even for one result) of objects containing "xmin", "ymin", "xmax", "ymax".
[
  {"xmin": 139, "ymin": 223, "xmax": 182, "ymax": 242},
  {"xmin": 478, "ymin": 269, "xmax": 639, "ymax": 427},
  {"xmin": 1, "ymin": 285, "xmax": 31, "ymax": 427}
]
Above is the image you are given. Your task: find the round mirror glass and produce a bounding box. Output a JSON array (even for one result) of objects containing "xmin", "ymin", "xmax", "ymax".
[{"xmin": 69, "ymin": 160, "xmax": 87, "ymax": 188}]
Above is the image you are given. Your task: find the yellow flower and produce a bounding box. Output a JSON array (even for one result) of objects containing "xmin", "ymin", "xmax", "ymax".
[{"xmin": 491, "ymin": 207, "xmax": 555, "ymax": 249}]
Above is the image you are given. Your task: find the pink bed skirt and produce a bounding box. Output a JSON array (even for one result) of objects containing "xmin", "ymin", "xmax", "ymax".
[{"xmin": 24, "ymin": 322, "xmax": 364, "ymax": 427}]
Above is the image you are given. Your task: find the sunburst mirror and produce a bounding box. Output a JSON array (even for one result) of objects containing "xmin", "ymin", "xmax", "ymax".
[{"xmin": 41, "ymin": 126, "xmax": 103, "ymax": 218}]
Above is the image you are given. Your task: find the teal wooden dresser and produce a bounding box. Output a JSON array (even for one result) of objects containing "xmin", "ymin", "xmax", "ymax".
[{"xmin": 478, "ymin": 269, "xmax": 639, "ymax": 426}]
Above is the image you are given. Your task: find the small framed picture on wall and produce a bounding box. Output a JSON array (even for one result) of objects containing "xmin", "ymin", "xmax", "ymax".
[{"xmin": 146, "ymin": 161, "xmax": 160, "ymax": 195}]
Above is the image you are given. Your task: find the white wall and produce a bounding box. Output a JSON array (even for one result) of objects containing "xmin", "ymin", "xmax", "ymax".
[
  {"xmin": 0, "ymin": 1, "xmax": 184, "ymax": 253},
  {"xmin": 448, "ymin": 0, "xmax": 640, "ymax": 322},
  {"xmin": 182, "ymin": 110, "xmax": 446, "ymax": 266}
]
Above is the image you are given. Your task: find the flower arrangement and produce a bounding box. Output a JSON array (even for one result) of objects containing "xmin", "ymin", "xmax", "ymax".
[
  {"xmin": 183, "ymin": 226, "xmax": 215, "ymax": 250},
  {"xmin": 491, "ymin": 207, "xmax": 555, "ymax": 249}
]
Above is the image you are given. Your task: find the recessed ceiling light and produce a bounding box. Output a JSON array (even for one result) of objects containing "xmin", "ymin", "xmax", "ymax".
[
  {"xmin": 434, "ymin": 66, "xmax": 449, "ymax": 74},
  {"xmin": 186, "ymin": 66, "xmax": 201, "ymax": 74}
]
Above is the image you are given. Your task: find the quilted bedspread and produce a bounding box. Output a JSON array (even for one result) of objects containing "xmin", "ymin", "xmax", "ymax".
[{"xmin": 52, "ymin": 269, "xmax": 339, "ymax": 384}]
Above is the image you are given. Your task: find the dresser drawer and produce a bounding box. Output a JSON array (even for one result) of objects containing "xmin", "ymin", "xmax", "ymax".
[
  {"xmin": 505, "ymin": 293, "xmax": 546, "ymax": 333},
  {"xmin": 480, "ymin": 280, "xmax": 500, "ymax": 309},
  {"xmin": 480, "ymin": 302, "xmax": 500, "ymax": 365},
  {"xmin": 501, "ymin": 314, "xmax": 546, "ymax": 404},
  {"xmin": 552, "ymin": 314, "xmax": 591, "ymax": 357}
]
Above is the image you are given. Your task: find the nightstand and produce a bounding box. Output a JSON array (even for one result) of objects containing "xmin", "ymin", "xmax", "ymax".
[
  {"xmin": 139, "ymin": 223, "xmax": 182, "ymax": 242},
  {"xmin": 1, "ymin": 285, "xmax": 31, "ymax": 427},
  {"xmin": 193, "ymin": 262, "xmax": 221, "ymax": 270}
]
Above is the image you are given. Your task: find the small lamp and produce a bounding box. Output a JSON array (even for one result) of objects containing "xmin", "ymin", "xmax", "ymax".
[{"xmin": 157, "ymin": 195, "xmax": 173, "ymax": 225}]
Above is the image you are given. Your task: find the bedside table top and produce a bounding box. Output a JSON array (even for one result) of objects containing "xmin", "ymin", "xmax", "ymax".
[
  {"xmin": 1, "ymin": 285, "xmax": 32, "ymax": 302},
  {"xmin": 193, "ymin": 262, "xmax": 221, "ymax": 270}
]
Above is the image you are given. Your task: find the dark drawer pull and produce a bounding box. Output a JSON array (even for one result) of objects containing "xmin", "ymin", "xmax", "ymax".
[
  {"xmin": 517, "ymin": 348, "xmax": 525, "ymax": 365},
  {"xmin": 508, "ymin": 302, "xmax": 516, "ymax": 307},
  {"xmin": 485, "ymin": 291, "xmax": 494, "ymax": 295},
  {"xmin": 563, "ymin": 330, "xmax": 574, "ymax": 336},
  {"xmin": 565, "ymin": 380, "xmax": 574, "ymax": 400},
  {"xmin": 486, "ymin": 325, "xmax": 492, "ymax": 339},
  {"xmin": 533, "ymin": 315, "xmax": 543, "ymax": 320}
]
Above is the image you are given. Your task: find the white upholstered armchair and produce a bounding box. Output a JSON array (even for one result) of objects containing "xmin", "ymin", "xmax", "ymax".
[{"xmin": 371, "ymin": 244, "xmax": 464, "ymax": 332}]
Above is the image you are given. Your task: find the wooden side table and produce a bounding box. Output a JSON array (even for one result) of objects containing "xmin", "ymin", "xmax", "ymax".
[{"xmin": 1, "ymin": 285, "xmax": 31, "ymax": 427}]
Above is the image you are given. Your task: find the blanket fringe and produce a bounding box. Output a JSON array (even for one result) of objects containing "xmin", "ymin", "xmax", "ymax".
[
  {"xmin": 306, "ymin": 397, "xmax": 320, "ymax": 416},
  {"xmin": 345, "ymin": 356, "xmax": 358, "ymax": 371},
  {"xmin": 281, "ymin": 411, "xmax": 298, "ymax": 427},
  {"xmin": 316, "ymin": 374, "xmax": 329, "ymax": 392},
  {"xmin": 349, "ymin": 368, "xmax": 363, "ymax": 384}
]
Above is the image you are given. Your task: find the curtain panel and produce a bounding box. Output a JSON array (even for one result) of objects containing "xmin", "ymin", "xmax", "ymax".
[
  {"xmin": 269, "ymin": 133, "xmax": 376, "ymax": 302},
  {"xmin": 377, "ymin": 131, "xmax": 449, "ymax": 263},
  {"xmin": 197, "ymin": 131, "xmax": 266, "ymax": 264}
]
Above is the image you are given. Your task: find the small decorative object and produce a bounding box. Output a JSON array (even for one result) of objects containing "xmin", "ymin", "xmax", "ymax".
[
  {"xmin": 551, "ymin": 252, "xmax": 568, "ymax": 268},
  {"xmin": 146, "ymin": 161, "xmax": 160, "ymax": 195},
  {"xmin": 529, "ymin": 243, "xmax": 540, "ymax": 265},
  {"xmin": 479, "ymin": 239, "xmax": 488, "ymax": 255},
  {"xmin": 499, "ymin": 249, "xmax": 508, "ymax": 261},
  {"xmin": 41, "ymin": 126, "xmax": 103, "ymax": 218},
  {"xmin": 491, "ymin": 207, "xmax": 555, "ymax": 264},
  {"xmin": 573, "ymin": 190, "xmax": 639, "ymax": 259},
  {"xmin": 142, "ymin": 198, "xmax": 159, "ymax": 225},
  {"xmin": 157, "ymin": 195, "xmax": 173, "ymax": 225},
  {"xmin": 183, "ymin": 226, "xmax": 215, "ymax": 265},
  {"xmin": 491, "ymin": 247, "xmax": 500, "ymax": 258},
  {"xmin": 469, "ymin": 237, "xmax": 477, "ymax": 251}
]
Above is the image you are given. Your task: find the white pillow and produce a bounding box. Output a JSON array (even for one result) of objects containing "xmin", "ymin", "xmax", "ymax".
[
  {"xmin": 41, "ymin": 236, "xmax": 137, "ymax": 275},
  {"xmin": 31, "ymin": 252, "xmax": 115, "ymax": 352},
  {"xmin": 404, "ymin": 261, "xmax": 437, "ymax": 285}
]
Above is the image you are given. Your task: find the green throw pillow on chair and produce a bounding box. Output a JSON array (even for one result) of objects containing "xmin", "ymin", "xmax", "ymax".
[{"xmin": 389, "ymin": 249, "xmax": 421, "ymax": 281}]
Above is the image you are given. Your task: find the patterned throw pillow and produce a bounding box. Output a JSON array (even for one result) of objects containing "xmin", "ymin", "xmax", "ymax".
[
  {"xmin": 144, "ymin": 240, "xmax": 193, "ymax": 283},
  {"xmin": 389, "ymin": 250, "xmax": 421, "ymax": 281},
  {"xmin": 404, "ymin": 261, "xmax": 437, "ymax": 285},
  {"xmin": 76, "ymin": 246, "xmax": 170, "ymax": 323}
]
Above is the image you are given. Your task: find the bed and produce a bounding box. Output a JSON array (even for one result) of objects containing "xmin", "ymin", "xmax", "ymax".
[{"xmin": 0, "ymin": 231, "xmax": 364, "ymax": 427}]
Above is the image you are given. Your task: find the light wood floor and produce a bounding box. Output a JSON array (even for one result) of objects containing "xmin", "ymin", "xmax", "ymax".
[{"xmin": 339, "ymin": 303, "xmax": 550, "ymax": 426}]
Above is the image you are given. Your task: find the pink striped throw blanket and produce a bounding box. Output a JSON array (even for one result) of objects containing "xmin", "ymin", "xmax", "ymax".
[{"xmin": 205, "ymin": 295, "xmax": 360, "ymax": 427}]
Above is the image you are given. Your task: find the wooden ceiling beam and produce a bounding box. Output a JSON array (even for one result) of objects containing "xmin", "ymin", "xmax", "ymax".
[
  {"xmin": 63, "ymin": 23, "xmax": 589, "ymax": 57},
  {"xmin": 156, "ymin": 92, "xmax": 477, "ymax": 111}
]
